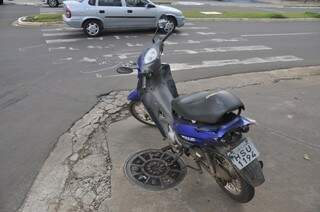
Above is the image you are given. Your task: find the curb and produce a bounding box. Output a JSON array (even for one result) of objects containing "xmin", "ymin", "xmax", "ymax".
[
  {"xmin": 19, "ymin": 65, "xmax": 320, "ymax": 212},
  {"xmin": 14, "ymin": 16, "xmax": 63, "ymax": 27},
  {"xmin": 186, "ymin": 17, "xmax": 320, "ymax": 22}
]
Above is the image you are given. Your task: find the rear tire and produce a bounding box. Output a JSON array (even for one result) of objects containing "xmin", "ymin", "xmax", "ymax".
[
  {"xmin": 129, "ymin": 101, "xmax": 155, "ymax": 127},
  {"xmin": 83, "ymin": 20, "xmax": 103, "ymax": 37},
  {"xmin": 216, "ymin": 174, "xmax": 255, "ymax": 203},
  {"xmin": 48, "ymin": 0, "xmax": 59, "ymax": 7}
]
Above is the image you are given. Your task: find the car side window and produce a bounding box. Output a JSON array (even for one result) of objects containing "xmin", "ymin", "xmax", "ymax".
[
  {"xmin": 98, "ymin": 0, "xmax": 122, "ymax": 6},
  {"xmin": 88, "ymin": 0, "xmax": 96, "ymax": 6},
  {"xmin": 125, "ymin": 0, "xmax": 148, "ymax": 7}
]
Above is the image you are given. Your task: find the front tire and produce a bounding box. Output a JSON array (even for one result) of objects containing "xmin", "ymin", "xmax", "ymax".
[
  {"xmin": 160, "ymin": 16, "xmax": 176, "ymax": 34},
  {"xmin": 83, "ymin": 20, "xmax": 103, "ymax": 37},
  {"xmin": 48, "ymin": 0, "xmax": 59, "ymax": 7},
  {"xmin": 129, "ymin": 101, "xmax": 155, "ymax": 127}
]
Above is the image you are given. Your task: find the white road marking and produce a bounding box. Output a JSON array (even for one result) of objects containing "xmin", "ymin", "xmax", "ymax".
[
  {"xmin": 88, "ymin": 45, "xmax": 103, "ymax": 49},
  {"xmin": 19, "ymin": 44, "xmax": 45, "ymax": 52},
  {"xmin": 173, "ymin": 33, "xmax": 190, "ymax": 36},
  {"xmin": 41, "ymin": 28, "xmax": 80, "ymax": 32},
  {"xmin": 96, "ymin": 73, "xmax": 102, "ymax": 78},
  {"xmin": 187, "ymin": 40, "xmax": 201, "ymax": 44},
  {"xmin": 48, "ymin": 46, "xmax": 66, "ymax": 52},
  {"xmin": 197, "ymin": 32, "xmax": 216, "ymax": 35},
  {"xmin": 203, "ymin": 45, "xmax": 272, "ymax": 52},
  {"xmin": 79, "ymin": 57, "xmax": 97, "ymax": 63},
  {"xmin": 174, "ymin": 50, "xmax": 198, "ymax": 54},
  {"xmin": 103, "ymin": 54, "xmax": 113, "ymax": 57},
  {"xmin": 126, "ymin": 43, "xmax": 143, "ymax": 47},
  {"xmin": 125, "ymin": 35, "xmax": 138, "ymax": 38},
  {"xmin": 69, "ymin": 47, "xmax": 79, "ymax": 51},
  {"xmin": 53, "ymin": 57, "xmax": 73, "ymax": 64},
  {"xmin": 174, "ymin": 1, "xmax": 204, "ymax": 6},
  {"xmin": 45, "ymin": 38, "xmax": 83, "ymax": 44},
  {"xmin": 241, "ymin": 32, "xmax": 319, "ymax": 37},
  {"xmin": 183, "ymin": 27, "xmax": 209, "ymax": 30},
  {"xmin": 42, "ymin": 32, "xmax": 80, "ymax": 37},
  {"xmin": 201, "ymin": 11, "xmax": 222, "ymax": 15},
  {"xmin": 114, "ymin": 36, "xmax": 120, "ymax": 40},
  {"xmin": 211, "ymin": 38, "xmax": 241, "ymax": 42},
  {"xmin": 118, "ymin": 55, "xmax": 128, "ymax": 59},
  {"xmin": 170, "ymin": 55, "xmax": 303, "ymax": 71},
  {"xmin": 165, "ymin": 41, "xmax": 179, "ymax": 45},
  {"xmin": 184, "ymin": 23, "xmax": 195, "ymax": 26}
]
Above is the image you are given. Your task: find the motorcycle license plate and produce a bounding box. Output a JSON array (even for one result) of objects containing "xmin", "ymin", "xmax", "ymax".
[{"xmin": 228, "ymin": 139, "xmax": 259, "ymax": 170}]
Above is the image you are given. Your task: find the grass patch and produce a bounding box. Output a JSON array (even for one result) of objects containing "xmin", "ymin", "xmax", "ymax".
[
  {"xmin": 184, "ymin": 10, "xmax": 320, "ymax": 19},
  {"xmin": 25, "ymin": 13, "xmax": 63, "ymax": 22}
]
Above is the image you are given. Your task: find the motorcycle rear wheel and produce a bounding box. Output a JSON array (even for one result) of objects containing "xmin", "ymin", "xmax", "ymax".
[
  {"xmin": 216, "ymin": 173, "xmax": 254, "ymax": 203},
  {"xmin": 129, "ymin": 101, "xmax": 156, "ymax": 127}
]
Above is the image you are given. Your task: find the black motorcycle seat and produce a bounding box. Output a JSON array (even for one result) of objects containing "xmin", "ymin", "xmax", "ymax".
[{"xmin": 172, "ymin": 90, "xmax": 244, "ymax": 124}]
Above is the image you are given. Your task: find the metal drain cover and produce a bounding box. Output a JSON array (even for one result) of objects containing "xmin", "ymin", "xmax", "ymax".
[{"xmin": 124, "ymin": 149, "xmax": 187, "ymax": 190}]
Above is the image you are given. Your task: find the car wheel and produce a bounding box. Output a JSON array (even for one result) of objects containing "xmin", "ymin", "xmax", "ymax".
[
  {"xmin": 160, "ymin": 16, "xmax": 176, "ymax": 34},
  {"xmin": 83, "ymin": 20, "xmax": 103, "ymax": 37},
  {"xmin": 48, "ymin": 0, "xmax": 59, "ymax": 7}
]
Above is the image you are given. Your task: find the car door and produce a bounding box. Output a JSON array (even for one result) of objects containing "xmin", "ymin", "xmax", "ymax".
[
  {"xmin": 96, "ymin": 0, "xmax": 127, "ymax": 28},
  {"xmin": 123, "ymin": 0, "xmax": 157, "ymax": 28}
]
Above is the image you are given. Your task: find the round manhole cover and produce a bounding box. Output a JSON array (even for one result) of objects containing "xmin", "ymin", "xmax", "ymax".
[{"xmin": 124, "ymin": 149, "xmax": 187, "ymax": 190}]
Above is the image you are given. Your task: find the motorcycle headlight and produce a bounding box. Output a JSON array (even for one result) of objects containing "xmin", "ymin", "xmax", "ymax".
[{"xmin": 144, "ymin": 48, "xmax": 158, "ymax": 64}]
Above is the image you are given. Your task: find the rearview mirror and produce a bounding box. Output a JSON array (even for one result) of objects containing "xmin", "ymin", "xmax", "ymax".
[{"xmin": 116, "ymin": 66, "xmax": 133, "ymax": 74}]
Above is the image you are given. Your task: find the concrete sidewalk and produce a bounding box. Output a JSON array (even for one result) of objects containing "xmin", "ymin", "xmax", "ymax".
[{"xmin": 20, "ymin": 67, "xmax": 320, "ymax": 212}]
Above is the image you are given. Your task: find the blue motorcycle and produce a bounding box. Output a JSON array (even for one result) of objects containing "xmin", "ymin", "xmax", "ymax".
[{"xmin": 117, "ymin": 18, "xmax": 264, "ymax": 203}]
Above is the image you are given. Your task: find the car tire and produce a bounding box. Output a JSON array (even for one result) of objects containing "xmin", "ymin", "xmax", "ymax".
[
  {"xmin": 48, "ymin": 0, "xmax": 59, "ymax": 7},
  {"xmin": 83, "ymin": 20, "xmax": 103, "ymax": 37},
  {"xmin": 160, "ymin": 16, "xmax": 176, "ymax": 34}
]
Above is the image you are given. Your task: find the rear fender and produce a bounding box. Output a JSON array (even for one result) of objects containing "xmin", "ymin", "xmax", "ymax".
[{"xmin": 238, "ymin": 159, "xmax": 265, "ymax": 187}]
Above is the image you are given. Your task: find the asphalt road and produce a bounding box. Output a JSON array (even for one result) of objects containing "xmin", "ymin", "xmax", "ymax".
[{"xmin": 0, "ymin": 3, "xmax": 320, "ymax": 212}]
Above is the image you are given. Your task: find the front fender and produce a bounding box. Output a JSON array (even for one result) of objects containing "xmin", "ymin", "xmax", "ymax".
[{"xmin": 128, "ymin": 89, "xmax": 141, "ymax": 102}]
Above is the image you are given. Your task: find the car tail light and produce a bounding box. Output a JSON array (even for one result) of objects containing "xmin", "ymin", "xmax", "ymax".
[{"xmin": 66, "ymin": 7, "xmax": 72, "ymax": 18}]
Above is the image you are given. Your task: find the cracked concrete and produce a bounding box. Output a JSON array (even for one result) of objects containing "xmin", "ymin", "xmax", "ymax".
[
  {"xmin": 20, "ymin": 91, "xmax": 130, "ymax": 212},
  {"xmin": 19, "ymin": 66, "xmax": 320, "ymax": 212}
]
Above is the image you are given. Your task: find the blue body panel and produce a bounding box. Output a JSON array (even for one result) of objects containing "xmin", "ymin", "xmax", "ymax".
[
  {"xmin": 174, "ymin": 116, "xmax": 255, "ymax": 145},
  {"xmin": 128, "ymin": 54, "xmax": 145, "ymax": 102},
  {"xmin": 128, "ymin": 89, "xmax": 140, "ymax": 101}
]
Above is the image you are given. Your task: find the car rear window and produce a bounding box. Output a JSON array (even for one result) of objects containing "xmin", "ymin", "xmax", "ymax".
[
  {"xmin": 98, "ymin": 0, "xmax": 122, "ymax": 6},
  {"xmin": 88, "ymin": 0, "xmax": 96, "ymax": 5}
]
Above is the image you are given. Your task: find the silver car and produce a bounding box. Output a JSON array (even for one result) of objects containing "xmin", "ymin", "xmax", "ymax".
[{"xmin": 63, "ymin": 0, "xmax": 184, "ymax": 37}]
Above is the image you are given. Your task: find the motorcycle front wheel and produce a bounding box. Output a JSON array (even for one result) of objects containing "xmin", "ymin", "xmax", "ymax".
[{"xmin": 129, "ymin": 101, "xmax": 156, "ymax": 127}]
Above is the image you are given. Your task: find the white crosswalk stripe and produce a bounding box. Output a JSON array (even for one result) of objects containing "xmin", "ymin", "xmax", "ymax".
[
  {"xmin": 170, "ymin": 55, "xmax": 303, "ymax": 71},
  {"xmin": 102, "ymin": 55, "xmax": 303, "ymax": 78},
  {"xmin": 43, "ymin": 32, "xmax": 81, "ymax": 37},
  {"xmin": 45, "ymin": 38, "xmax": 83, "ymax": 44}
]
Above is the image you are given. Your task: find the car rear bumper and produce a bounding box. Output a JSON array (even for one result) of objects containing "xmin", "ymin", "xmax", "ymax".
[{"xmin": 63, "ymin": 14, "xmax": 82, "ymax": 28}]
